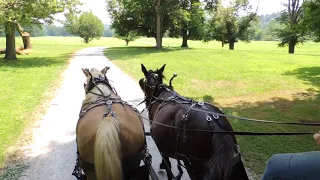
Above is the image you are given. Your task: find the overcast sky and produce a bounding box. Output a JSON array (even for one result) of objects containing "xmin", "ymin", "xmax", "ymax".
[{"xmin": 55, "ymin": 0, "xmax": 287, "ymax": 25}]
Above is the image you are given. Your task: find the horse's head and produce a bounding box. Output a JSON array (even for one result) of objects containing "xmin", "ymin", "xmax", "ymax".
[
  {"xmin": 139, "ymin": 63, "xmax": 166, "ymax": 98},
  {"xmin": 81, "ymin": 66, "xmax": 110, "ymax": 94}
]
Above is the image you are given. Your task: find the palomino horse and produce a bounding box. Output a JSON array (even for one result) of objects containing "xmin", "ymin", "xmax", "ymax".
[
  {"xmin": 74, "ymin": 67, "xmax": 147, "ymax": 180},
  {"xmin": 139, "ymin": 64, "xmax": 249, "ymax": 180}
]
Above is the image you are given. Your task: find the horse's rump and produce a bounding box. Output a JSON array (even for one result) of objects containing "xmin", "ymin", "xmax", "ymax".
[{"xmin": 76, "ymin": 102, "xmax": 145, "ymax": 168}]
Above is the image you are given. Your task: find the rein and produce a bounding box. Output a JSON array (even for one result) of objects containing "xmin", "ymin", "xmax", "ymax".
[
  {"xmin": 135, "ymin": 109, "xmax": 316, "ymax": 136},
  {"xmin": 139, "ymin": 83, "xmax": 319, "ymax": 136},
  {"xmin": 153, "ymin": 97, "xmax": 320, "ymax": 127}
]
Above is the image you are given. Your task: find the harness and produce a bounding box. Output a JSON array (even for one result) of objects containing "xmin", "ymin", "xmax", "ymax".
[
  {"xmin": 145, "ymin": 83, "xmax": 240, "ymax": 175},
  {"xmin": 72, "ymin": 75, "xmax": 152, "ymax": 180}
]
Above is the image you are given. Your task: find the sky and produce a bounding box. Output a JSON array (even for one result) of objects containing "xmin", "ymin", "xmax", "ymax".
[{"xmin": 55, "ymin": 0, "xmax": 287, "ymax": 25}]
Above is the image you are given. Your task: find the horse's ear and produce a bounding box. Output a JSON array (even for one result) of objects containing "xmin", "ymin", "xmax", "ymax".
[
  {"xmin": 141, "ymin": 64, "xmax": 148, "ymax": 77},
  {"xmin": 101, "ymin": 66, "xmax": 110, "ymax": 74},
  {"xmin": 158, "ymin": 64, "xmax": 166, "ymax": 74},
  {"xmin": 81, "ymin": 68, "xmax": 90, "ymax": 77}
]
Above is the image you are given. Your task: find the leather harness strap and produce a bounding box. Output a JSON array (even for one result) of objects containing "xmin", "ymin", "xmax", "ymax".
[
  {"xmin": 73, "ymin": 96, "xmax": 153, "ymax": 179},
  {"xmin": 148, "ymin": 85, "xmax": 241, "ymax": 171},
  {"xmin": 78, "ymin": 148, "xmax": 147, "ymax": 173}
]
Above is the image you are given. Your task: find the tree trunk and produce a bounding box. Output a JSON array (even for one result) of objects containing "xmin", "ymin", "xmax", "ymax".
[
  {"xmin": 22, "ymin": 35, "xmax": 32, "ymax": 49},
  {"xmin": 288, "ymin": 40, "xmax": 296, "ymax": 54},
  {"xmin": 125, "ymin": 39, "xmax": 129, "ymax": 46},
  {"xmin": 84, "ymin": 38, "xmax": 89, "ymax": 44},
  {"xmin": 221, "ymin": 36, "xmax": 225, "ymax": 48},
  {"xmin": 181, "ymin": 29, "xmax": 188, "ymax": 48},
  {"xmin": 156, "ymin": 0, "xmax": 162, "ymax": 49},
  {"xmin": 4, "ymin": 22, "xmax": 17, "ymax": 60},
  {"xmin": 229, "ymin": 41, "xmax": 235, "ymax": 50},
  {"xmin": 16, "ymin": 22, "xmax": 32, "ymax": 49}
]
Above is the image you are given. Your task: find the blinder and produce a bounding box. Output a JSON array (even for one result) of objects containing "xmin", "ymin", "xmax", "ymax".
[
  {"xmin": 145, "ymin": 73, "xmax": 159, "ymax": 90},
  {"xmin": 84, "ymin": 74, "xmax": 110, "ymax": 94}
]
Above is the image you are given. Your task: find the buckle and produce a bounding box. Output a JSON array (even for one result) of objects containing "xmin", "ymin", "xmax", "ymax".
[
  {"xmin": 167, "ymin": 95, "xmax": 176, "ymax": 101},
  {"xmin": 106, "ymin": 100, "xmax": 112, "ymax": 105},
  {"xmin": 181, "ymin": 114, "xmax": 187, "ymax": 121},
  {"xmin": 198, "ymin": 101, "xmax": 204, "ymax": 106},
  {"xmin": 206, "ymin": 116, "xmax": 212, "ymax": 121},
  {"xmin": 213, "ymin": 114, "xmax": 219, "ymax": 119},
  {"xmin": 144, "ymin": 149, "xmax": 152, "ymax": 165}
]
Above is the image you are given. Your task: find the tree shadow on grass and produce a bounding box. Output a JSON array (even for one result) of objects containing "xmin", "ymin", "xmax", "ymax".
[
  {"xmin": 104, "ymin": 46, "xmax": 186, "ymax": 61},
  {"xmin": 0, "ymin": 54, "xmax": 70, "ymax": 69},
  {"xmin": 283, "ymin": 66, "xmax": 320, "ymax": 87},
  {"xmin": 171, "ymin": 66, "xmax": 319, "ymax": 176},
  {"xmin": 234, "ymin": 49, "xmax": 320, "ymax": 56},
  {"xmin": 220, "ymin": 89, "xmax": 319, "ymax": 176},
  {"xmin": 186, "ymin": 95, "xmax": 215, "ymax": 104},
  {"xmin": 213, "ymin": 66, "xmax": 320, "ymax": 175}
]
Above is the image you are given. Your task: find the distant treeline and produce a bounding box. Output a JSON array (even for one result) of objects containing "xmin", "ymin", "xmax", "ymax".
[
  {"xmin": 250, "ymin": 12, "xmax": 282, "ymax": 41},
  {"xmin": 0, "ymin": 24, "xmax": 114, "ymax": 37},
  {"xmin": 0, "ymin": 13, "xmax": 309, "ymax": 41}
]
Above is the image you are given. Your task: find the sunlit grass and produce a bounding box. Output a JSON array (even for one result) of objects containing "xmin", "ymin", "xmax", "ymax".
[
  {"xmin": 105, "ymin": 38, "xmax": 320, "ymax": 175},
  {"xmin": 0, "ymin": 37, "xmax": 149, "ymax": 167}
]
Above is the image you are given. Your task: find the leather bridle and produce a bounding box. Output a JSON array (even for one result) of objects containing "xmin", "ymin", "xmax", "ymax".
[{"xmin": 84, "ymin": 73, "xmax": 117, "ymax": 97}]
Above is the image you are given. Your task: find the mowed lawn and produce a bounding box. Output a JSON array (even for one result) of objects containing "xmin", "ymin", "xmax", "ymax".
[
  {"xmin": 0, "ymin": 36, "xmax": 150, "ymax": 167},
  {"xmin": 105, "ymin": 38, "xmax": 320, "ymax": 176}
]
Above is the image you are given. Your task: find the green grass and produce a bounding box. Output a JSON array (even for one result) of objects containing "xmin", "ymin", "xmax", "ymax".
[
  {"xmin": 0, "ymin": 37, "xmax": 149, "ymax": 167},
  {"xmin": 105, "ymin": 38, "xmax": 320, "ymax": 176},
  {"xmin": 1, "ymin": 36, "xmax": 319, "ymax": 176}
]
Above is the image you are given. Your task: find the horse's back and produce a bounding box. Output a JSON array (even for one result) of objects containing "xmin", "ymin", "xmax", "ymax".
[
  {"xmin": 76, "ymin": 104, "xmax": 145, "ymax": 163},
  {"xmin": 151, "ymin": 91, "xmax": 235, "ymax": 159}
]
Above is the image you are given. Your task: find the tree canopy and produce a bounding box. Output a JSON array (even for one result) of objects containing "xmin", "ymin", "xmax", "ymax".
[
  {"xmin": 168, "ymin": 0, "xmax": 206, "ymax": 47},
  {"xmin": 304, "ymin": 0, "xmax": 320, "ymax": 42},
  {"xmin": 0, "ymin": 0, "xmax": 81, "ymax": 60},
  {"xmin": 275, "ymin": 0, "xmax": 306, "ymax": 54},
  {"xmin": 65, "ymin": 11, "xmax": 104, "ymax": 43},
  {"xmin": 106, "ymin": 0, "xmax": 181, "ymax": 48},
  {"xmin": 0, "ymin": 0, "xmax": 80, "ymax": 28},
  {"xmin": 115, "ymin": 31, "xmax": 139, "ymax": 46},
  {"xmin": 204, "ymin": 0, "xmax": 258, "ymax": 50}
]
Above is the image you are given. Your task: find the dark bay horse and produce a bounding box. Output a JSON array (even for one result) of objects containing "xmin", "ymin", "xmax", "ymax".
[
  {"xmin": 74, "ymin": 67, "xmax": 147, "ymax": 180},
  {"xmin": 139, "ymin": 64, "xmax": 248, "ymax": 180}
]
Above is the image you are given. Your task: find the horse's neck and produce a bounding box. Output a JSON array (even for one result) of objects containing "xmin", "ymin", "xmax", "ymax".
[
  {"xmin": 148, "ymin": 89, "xmax": 171, "ymax": 115},
  {"xmin": 82, "ymin": 84, "xmax": 116, "ymax": 105}
]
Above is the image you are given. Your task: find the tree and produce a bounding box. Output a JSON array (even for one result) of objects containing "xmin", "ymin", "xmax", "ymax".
[
  {"xmin": 204, "ymin": 0, "xmax": 258, "ymax": 50},
  {"xmin": 168, "ymin": 0, "xmax": 205, "ymax": 47},
  {"xmin": 259, "ymin": 12, "xmax": 281, "ymax": 29},
  {"xmin": 65, "ymin": 11, "xmax": 104, "ymax": 44},
  {"xmin": 303, "ymin": 0, "xmax": 320, "ymax": 42},
  {"xmin": 115, "ymin": 31, "xmax": 139, "ymax": 46},
  {"xmin": 106, "ymin": 0, "xmax": 180, "ymax": 49},
  {"xmin": 259, "ymin": 20, "xmax": 285, "ymax": 41},
  {"xmin": 0, "ymin": 0, "xmax": 81, "ymax": 60},
  {"xmin": 276, "ymin": 0, "xmax": 306, "ymax": 54}
]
